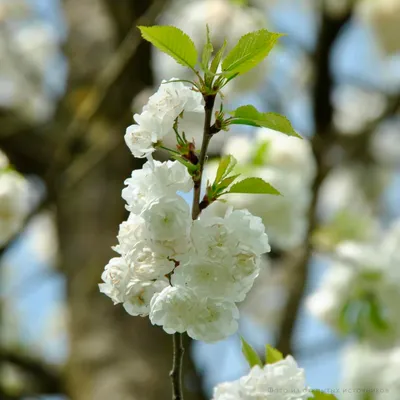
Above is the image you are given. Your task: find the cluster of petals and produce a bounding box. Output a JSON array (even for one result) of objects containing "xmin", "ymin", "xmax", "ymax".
[
  {"xmin": 100, "ymin": 156, "xmax": 270, "ymax": 342},
  {"xmin": 124, "ymin": 78, "xmax": 203, "ymax": 158},
  {"xmin": 212, "ymin": 355, "xmax": 312, "ymax": 399}
]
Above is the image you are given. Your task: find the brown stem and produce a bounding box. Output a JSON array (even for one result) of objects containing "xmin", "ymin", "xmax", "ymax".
[
  {"xmin": 170, "ymin": 93, "xmax": 217, "ymax": 399},
  {"xmin": 170, "ymin": 333, "xmax": 185, "ymax": 400},
  {"xmin": 192, "ymin": 94, "xmax": 216, "ymax": 220}
]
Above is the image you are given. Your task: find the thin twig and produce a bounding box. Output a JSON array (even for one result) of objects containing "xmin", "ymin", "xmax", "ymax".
[{"xmin": 170, "ymin": 333, "xmax": 185, "ymax": 400}]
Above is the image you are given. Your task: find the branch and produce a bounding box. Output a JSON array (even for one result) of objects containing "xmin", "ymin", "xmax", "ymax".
[{"xmin": 170, "ymin": 90, "xmax": 217, "ymax": 400}]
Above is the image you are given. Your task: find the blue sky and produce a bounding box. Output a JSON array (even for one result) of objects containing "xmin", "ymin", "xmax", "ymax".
[{"xmin": 2, "ymin": 0, "xmax": 400, "ymax": 398}]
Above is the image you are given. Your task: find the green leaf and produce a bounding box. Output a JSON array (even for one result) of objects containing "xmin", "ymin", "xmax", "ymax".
[
  {"xmin": 252, "ymin": 140, "xmax": 270, "ymax": 166},
  {"xmin": 265, "ymin": 345, "xmax": 283, "ymax": 364},
  {"xmin": 240, "ymin": 337, "xmax": 262, "ymax": 368},
  {"xmin": 368, "ymin": 296, "xmax": 390, "ymax": 332},
  {"xmin": 229, "ymin": 105, "xmax": 301, "ymax": 138},
  {"xmin": 201, "ymin": 25, "xmax": 213, "ymax": 70},
  {"xmin": 228, "ymin": 177, "xmax": 281, "ymax": 195},
  {"xmin": 222, "ymin": 29, "xmax": 282, "ymax": 76},
  {"xmin": 312, "ymin": 390, "xmax": 338, "ymax": 399},
  {"xmin": 206, "ymin": 40, "xmax": 228, "ymax": 88},
  {"xmin": 214, "ymin": 155, "xmax": 237, "ymax": 184},
  {"xmin": 218, "ymin": 174, "xmax": 240, "ymax": 191},
  {"xmin": 138, "ymin": 26, "xmax": 198, "ymax": 70}
]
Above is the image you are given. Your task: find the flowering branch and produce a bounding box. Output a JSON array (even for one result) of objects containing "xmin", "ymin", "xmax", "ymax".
[{"xmin": 171, "ymin": 92, "xmax": 218, "ymax": 400}]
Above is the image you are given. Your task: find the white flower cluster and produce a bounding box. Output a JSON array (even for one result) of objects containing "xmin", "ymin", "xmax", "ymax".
[
  {"xmin": 124, "ymin": 79, "xmax": 204, "ymax": 158},
  {"xmin": 342, "ymin": 342, "xmax": 400, "ymax": 400},
  {"xmin": 101, "ymin": 82, "xmax": 271, "ymax": 343},
  {"xmin": 212, "ymin": 355, "xmax": 312, "ymax": 400},
  {"xmin": 0, "ymin": 151, "xmax": 30, "ymax": 247},
  {"xmin": 205, "ymin": 128, "xmax": 316, "ymax": 250},
  {"xmin": 307, "ymin": 218, "xmax": 400, "ymax": 340}
]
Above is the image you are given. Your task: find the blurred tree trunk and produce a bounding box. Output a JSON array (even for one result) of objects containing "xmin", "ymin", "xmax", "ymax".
[{"xmin": 56, "ymin": 1, "xmax": 205, "ymax": 399}]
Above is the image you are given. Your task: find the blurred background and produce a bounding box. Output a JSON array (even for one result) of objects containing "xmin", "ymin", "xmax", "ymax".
[{"xmin": 0, "ymin": 0, "xmax": 400, "ymax": 399}]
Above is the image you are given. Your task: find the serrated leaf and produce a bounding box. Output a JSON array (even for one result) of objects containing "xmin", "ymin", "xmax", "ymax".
[
  {"xmin": 215, "ymin": 155, "xmax": 237, "ymax": 184},
  {"xmin": 228, "ymin": 177, "xmax": 281, "ymax": 195},
  {"xmin": 241, "ymin": 337, "xmax": 262, "ymax": 368},
  {"xmin": 311, "ymin": 390, "xmax": 338, "ymax": 399},
  {"xmin": 202, "ymin": 25, "xmax": 213, "ymax": 70},
  {"xmin": 218, "ymin": 174, "xmax": 240, "ymax": 190},
  {"xmin": 222, "ymin": 29, "xmax": 282, "ymax": 76},
  {"xmin": 265, "ymin": 345, "xmax": 283, "ymax": 364},
  {"xmin": 138, "ymin": 26, "xmax": 198, "ymax": 70},
  {"xmin": 229, "ymin": 105, "xmax": 301, "ymax": 138}
]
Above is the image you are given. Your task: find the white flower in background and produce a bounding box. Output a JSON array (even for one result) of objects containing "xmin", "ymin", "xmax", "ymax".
[
  {"xmin": 212, "ymin": 355, "xmax": 311, "ymax": 399},
  {"xmin": 341, "ymin": 342, "xmax": 400, "ymax": 400},
  {"xmin": 123, "ymin": 279, "xmax": 168, "ymax": 316},
  {"xmin": 357, "ymin": 0, "xmax": 400, "ymax": 55},
  {"xmin": 308, "ymin": 219, "xmax": 400, "ymax": 340},
  {"xmin": 370, "ymin": 122, "xmax": 400, "ymax": 167},
  {"xmin": 154, "ymin": 0, "xmax": 267, "ymax": 98},
  {"xmin": 122, "ymin": 160, "xmax": 193, "ymax": 214},
  {"xmin": 0, "ymin": 168, "xmax": 30, "ymax": 247},
  {"xmin": 205, "ymin": 129, "xmax": 315, "ymax": 250},
  {"xmin": 333, "ymin": 85, "xmax": 386, "ymax": 135},
  {"xmin": 124, "ymin": 79, "xmax": 203, "ymax": 158},
  {"xmin": 0, "ymin": 16, "xmax": 64, "ymax": 123},
  {"xmin": 99, "ymin": 257, "xmax": 132, "ymax": 304}
]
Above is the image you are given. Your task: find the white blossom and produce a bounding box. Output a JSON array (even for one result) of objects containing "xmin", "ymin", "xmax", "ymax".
[
  {"xmin": 0, "ymin": 169, "xmax": 30, "ymax": 247},
  {"xmin": 127, "ymin": 244, "xmax": 176, "ymax": 281},
  {"xmin": 141, "ymin": 195, "xmax": 191, "ymax": 242},
  {"xmin": 99, "ymin": 257, "xmax": 132, "ymax": 304},
  {"xmin": 122, "ymin": 160, "xmax": 193, "ymax": 214},
  {"xmin": 123, "ymin": 279, "xmax": 168, "ymax": 316},
  {"xmin": 212, "ymin": 355, "xmax": 311, "ymax": 399},
  {"xmin": 124, "ymin": 115, "xmax": 156, "ymax": 158},
  {"xmin": 124, "ymin": 79, "xmax": 203, "ymax": 158},
  {"xmin": 150, "ymin": 286, "xmax": 239, "ymax": 342},
  {"xmin": 187, "ymin": 298, "xmax": 239, "ymax": 343},
  {"xmin": 149, "ymin": 286, "xmax": 200, "ymax": 334}
]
